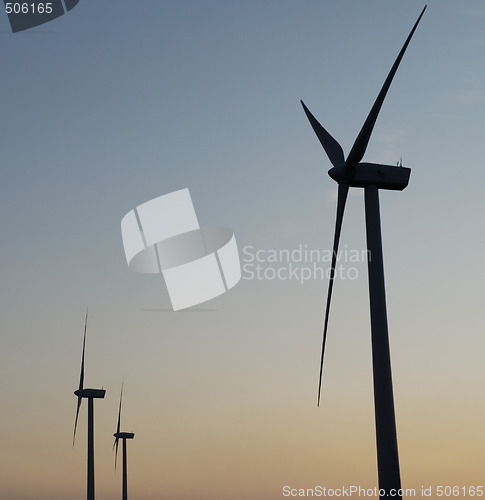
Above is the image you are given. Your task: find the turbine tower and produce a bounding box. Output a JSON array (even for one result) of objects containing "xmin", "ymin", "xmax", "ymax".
[
  {"xmin": 301, "ymin": 6, "xmax": 426, "ymax": 499},
  {"xmin": 73, "ymin": 311, "xmax": 106, "ymax": 500},
  {"xmin": 113, "ymin": 383, "xmax": 135, "ymax": 500}
]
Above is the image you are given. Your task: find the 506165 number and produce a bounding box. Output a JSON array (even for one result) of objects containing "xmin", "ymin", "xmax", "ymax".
[
  {"xmin": 436, "ymin": 486, "xmax": 484, "ymax": 497},
  {"xmin": 5, "ymin": 3, "xmax": 53, "ymax": 14}
]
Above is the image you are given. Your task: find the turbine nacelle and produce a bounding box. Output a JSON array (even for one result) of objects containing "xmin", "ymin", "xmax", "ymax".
[
  {"xmin": 329, "ymin": 163, "xmax": 411, "ymax": 190},
  {"xmin": 74, "ymin": 388, "xmax": 106, "ymax": 399},
  {"xmin": 113, "ymin": 432, "xmax": 135, "ymax": 440}
]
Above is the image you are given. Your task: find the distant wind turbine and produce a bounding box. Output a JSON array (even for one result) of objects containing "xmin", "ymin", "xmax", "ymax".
[
  {"xmin": 113, "ymin": 382, "xmax": 135, "ymax": 500},
  {"xmin": 73, "ymin": 311, "xmax": 106, "ymax": 500},
  {"xmin": 301, "ymin": 6, "xmax": 426, "ymax": 499}
]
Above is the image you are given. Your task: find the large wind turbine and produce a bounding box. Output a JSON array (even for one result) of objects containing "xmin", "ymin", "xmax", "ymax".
[
  {"xmin": 113, "ymin": 383, "xmax": 135, "ymax": 500},
  {"xmin": 73, "ymin": 311, "xmax": 106, "ymax": 500},
  {"xmin": 301, "ymin": 6, "xmax": 426, "ymax": 498}
]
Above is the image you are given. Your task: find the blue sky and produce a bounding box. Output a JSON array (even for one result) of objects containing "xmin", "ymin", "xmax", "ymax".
[{"xmin": 0, "ymin": 1, "xmax": 484, "ymax": 499}]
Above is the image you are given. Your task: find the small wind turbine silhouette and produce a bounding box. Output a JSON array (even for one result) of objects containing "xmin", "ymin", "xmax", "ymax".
[
  {"xmin": 73, "ymin": 311, "xmax": 106, "ymax": 500},
  {"xmin": 301, "ymin": 6, "xmax": 426, "ymax": 499},
  {"xmin": 113, "ymin": 383, "xmax": 135, "ymax": 500}
]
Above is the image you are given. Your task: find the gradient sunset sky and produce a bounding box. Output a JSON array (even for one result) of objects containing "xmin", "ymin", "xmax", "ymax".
[{"xmin": 1, "ymin": 1, "xmax": 484, "ymax": 499}]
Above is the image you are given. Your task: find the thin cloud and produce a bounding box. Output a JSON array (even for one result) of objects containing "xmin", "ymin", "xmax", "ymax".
[
  {"xmin": 369, "ymin": 128, "xmax": 405, "ymax": 165},
  {"xmin": 445, "ymin": 73, "xmax": 485, "ymax": 106},
  {"xmin": 449, "ymin": 89, "xmax": 484, "ymax": 105},
  {"xmin": 461, "ymin": 4, "xmax": 485, "ymax": 18}
]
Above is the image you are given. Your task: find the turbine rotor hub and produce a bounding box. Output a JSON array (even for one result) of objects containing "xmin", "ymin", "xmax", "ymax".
[{"xmin": 328, "ymin": 165, "xmax": 352, "ymax": 183}]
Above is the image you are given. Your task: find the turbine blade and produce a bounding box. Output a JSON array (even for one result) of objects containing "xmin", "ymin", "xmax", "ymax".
[
  {"xmin": 114, "ymin": 436, "xmax": 119, "ymax": 469},
  {"xmin": 113, "ymin": 382, "xmax": 123, "ymax": 469},
  {"xmin": 73, "ymin": 396, "xmax": 82, "ymax": 446},
  {"xmin": 117, "ymin": 383, "xmax": 123, "ymax": 436},
  {"xmin": 318, "ymin": 183, "xmax": 349, "ymax": 406},
  {"xmin": 78, "ymin": 310, "xmax": 87, "ymax": 393},
  {"xmin": 344, "ymin": 5, "xmax": 426, "ymax": 169},
  {"xmin": 301, "ymin": 100, "xmax": 345, "ymax": 168},
  {"xmin": 73, "ymin": 310, "xmax": 88, "ymax": 446}
]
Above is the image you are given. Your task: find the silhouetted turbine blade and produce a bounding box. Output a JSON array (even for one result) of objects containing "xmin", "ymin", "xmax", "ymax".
[
  {"xmin": 114, "ymin": 382, "xmax": 123, "ymax": 469},
  {"xmin": 318, "ymin": 183, "xmax": 349, "ymax": 407},
  {"xmin": 116, "ymin": 385, "xmax": 122, "ymax": 435},
  {"xmin": 73, "ymin": 396, "xmax": 82, "ymax": 446},
  {"xmin": 114, "ymin": 437, "xmax": 119, "ymax": 470},
  {"xmin": 301, "ymin": 100, "xmax": 345, "ymax": 168},
  {"xmin": 73, "ymin": 310, "xmax": 88, "ymax": 445},
  {"xmin": 78, "ymin": 311, "xmax": 87, "ymax": 393},
  {"xmin": 344, "ymin": 5, "xmax": 426, "ymax": 169}
]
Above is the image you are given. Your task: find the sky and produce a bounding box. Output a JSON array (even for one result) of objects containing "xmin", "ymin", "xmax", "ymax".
[{"xmin": 0, "ymin": 1, "xmax": 484, "ymax": 499}]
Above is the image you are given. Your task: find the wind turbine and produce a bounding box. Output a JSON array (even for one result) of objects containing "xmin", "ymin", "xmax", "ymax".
[
  {"xmin": 73, "ymin": 311, "xmax": 106, "ymax": 500},
  {"xmin": 301, "ymin": 6, "xmax": 426, "ymax": 499},
  {"xmin": 113, "ymin": 382, "xmax": 135, "ymax": 500}
]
